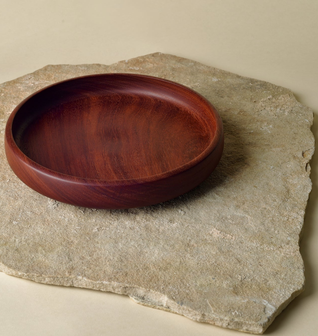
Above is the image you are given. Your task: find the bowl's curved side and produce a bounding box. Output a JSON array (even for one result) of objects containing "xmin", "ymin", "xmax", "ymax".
[{"xmin": 5, "ymin": 126, "xmax": 224, "ymax": 208}]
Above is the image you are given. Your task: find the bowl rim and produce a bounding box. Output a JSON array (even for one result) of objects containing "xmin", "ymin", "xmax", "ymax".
[{"xmin": 5, "ymin": 73, "xmax": 223, "ymax": 187}]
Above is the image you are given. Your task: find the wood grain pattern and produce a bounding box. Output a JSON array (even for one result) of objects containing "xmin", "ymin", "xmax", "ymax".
[{"xmin": 5, "ymin": 74, "xmax": 223, "ymax": 208}]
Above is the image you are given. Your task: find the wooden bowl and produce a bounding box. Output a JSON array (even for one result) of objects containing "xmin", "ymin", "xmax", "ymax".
[{"xmin": 5, "ymin": 74, "xmax": 223, "ymax": 209}]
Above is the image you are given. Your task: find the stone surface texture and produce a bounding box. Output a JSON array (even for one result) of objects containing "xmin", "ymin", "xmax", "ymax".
[{"xmin": 0, "ymin": 53, "xmax": 314, "ymax": 334}]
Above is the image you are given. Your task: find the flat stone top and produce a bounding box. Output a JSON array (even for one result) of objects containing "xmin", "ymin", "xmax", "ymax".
[{"xmin": 0, "ymin": 53, "xmax": 314, "ymax": 334}]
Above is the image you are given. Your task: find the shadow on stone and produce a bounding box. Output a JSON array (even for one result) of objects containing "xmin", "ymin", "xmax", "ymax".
[{"xmin": 150, "ymin": 117, "xmax": 249, "ymax": 210}]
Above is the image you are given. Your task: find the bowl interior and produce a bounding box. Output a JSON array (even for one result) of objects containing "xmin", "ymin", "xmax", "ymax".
[{"xmin": 12, "ymin": 75, "xmax": 217, "ymax": 181}]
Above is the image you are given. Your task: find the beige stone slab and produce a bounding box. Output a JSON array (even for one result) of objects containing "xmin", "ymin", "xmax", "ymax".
[{"xmin": 0, "ymin": 53, "xmax": 314, "ymax": 334}]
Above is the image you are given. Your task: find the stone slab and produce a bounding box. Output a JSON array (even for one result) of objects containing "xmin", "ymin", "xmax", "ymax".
[{"xmin": 0, "ymin": 53, "xmax": 314, "ymax": 334}]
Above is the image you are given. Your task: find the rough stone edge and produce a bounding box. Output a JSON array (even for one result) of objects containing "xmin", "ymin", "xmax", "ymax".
[
  {"xmin": 257, "ymin": 91, "xmax": 315, "ymax": 333},
  {"xmin": 0, "ymin": 262, "xmax": 269, "ymax": 334},
  {"xmin": 0, "ymin": 53, "xmax": 315, "ymax": 334}
]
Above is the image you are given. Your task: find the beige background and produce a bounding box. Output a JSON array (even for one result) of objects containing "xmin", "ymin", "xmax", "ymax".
[{"xmin": 0, "ymin": 0, "xmax": 317, "ymax": 335}]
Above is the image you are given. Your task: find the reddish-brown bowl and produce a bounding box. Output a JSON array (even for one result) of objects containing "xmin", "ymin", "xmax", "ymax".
[{"xmin": 5, "ymin": 74, "xmax": 223, "ymax": 209}]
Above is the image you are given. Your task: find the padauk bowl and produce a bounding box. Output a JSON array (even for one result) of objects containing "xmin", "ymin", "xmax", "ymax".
[{"xmin": 5, "ymin": 74, "xmax": 223, "ymax": 209}]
